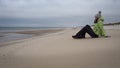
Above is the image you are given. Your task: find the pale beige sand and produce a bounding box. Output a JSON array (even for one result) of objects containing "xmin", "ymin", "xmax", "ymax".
[{"xmin": 0, "ymin": 28, "xmax": 120, "ymax": 68}]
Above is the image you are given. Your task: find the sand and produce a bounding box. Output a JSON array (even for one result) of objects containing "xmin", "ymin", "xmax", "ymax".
[{"xmin": 0, "ymin": 27, "xmax": 120, "ymax": 68}]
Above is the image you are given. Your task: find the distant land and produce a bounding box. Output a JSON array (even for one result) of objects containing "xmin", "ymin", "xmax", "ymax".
[
  {"xmin": 104, "ymin": 22, "xmax": 120, "ymax": 25},
  {"xmin": 91, "ymin": 22, "xmax": 120, "ymax": 26}
]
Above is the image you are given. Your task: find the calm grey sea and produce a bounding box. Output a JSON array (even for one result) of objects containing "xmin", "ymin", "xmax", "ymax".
[{"xmin": 0, "ymin": 27, "xmax": 63, "ymax": 43}]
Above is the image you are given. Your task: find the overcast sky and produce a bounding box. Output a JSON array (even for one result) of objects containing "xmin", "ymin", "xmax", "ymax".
[
  {"xmin": 0, "ymin": 0, "xmax": 120, "ymax": 27},
  {"xmin": 0, "ymin": 0, "xmax": 120, "ymax": 18}
]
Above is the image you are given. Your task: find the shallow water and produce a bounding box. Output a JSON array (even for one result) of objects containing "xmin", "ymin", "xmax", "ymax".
[
  {"xmin": 0, "ymin": 27, "xmax": 60, "ymax": 42},
  {"xmin": 0, "ymin": 33, "xmax": 33, "ymax": 43}
]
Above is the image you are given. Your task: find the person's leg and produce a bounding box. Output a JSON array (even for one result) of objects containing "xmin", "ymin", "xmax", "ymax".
[
  {"xmin": 72, "ymin": 25, "xmax": 98, "ymax": 39},
  {"xmin": 72, "ymin": 25, "xmax": 87, "ymax": 39},
  {"xmin": 73, "ymin": 27, "xmax": 86, "ymax": 38},
  {"xmin": 85, "ymin": 25, "xmax": 98, "ymax": 38}
]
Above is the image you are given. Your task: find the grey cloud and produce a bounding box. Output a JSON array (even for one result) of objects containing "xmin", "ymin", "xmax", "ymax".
[
  {"xmin": 0, "ymin": 0, "xmax": 120, "ymax": 26},
  {"xmin": 0, "ymin": 0, "xmax": 120, "ymax": 27}
]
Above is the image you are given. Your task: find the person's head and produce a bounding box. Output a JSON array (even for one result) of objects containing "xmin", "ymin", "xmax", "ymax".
[{"xmin": 98, "ymin": 11, "xmax": 101, "ymax": 14}]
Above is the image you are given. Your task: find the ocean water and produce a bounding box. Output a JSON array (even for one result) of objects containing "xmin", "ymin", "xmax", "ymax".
[
  {"xmin": 0, "ymin": 27, "xmax": 63, "ymax": 43},
  {"xmin": 0, "ymin": 33, "xmax": 33, "ymax": 43},
  {"xmin": 0, "ymin": 27, "xmax": 62, "ymax": 32}
]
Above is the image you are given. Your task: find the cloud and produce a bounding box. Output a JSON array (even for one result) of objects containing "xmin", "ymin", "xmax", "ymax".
[
  {"xmin": 0, "ymin": 0, "xmax": 120, "ymax": 27},
  {"xmin": 0, "ymin": 0, "xmax": 119, "ymax": 18}
]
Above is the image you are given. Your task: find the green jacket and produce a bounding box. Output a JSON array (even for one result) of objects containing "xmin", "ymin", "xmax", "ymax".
[{"xmin": 93, "ymin": 16, "xmax": 106, "ymax": 37}]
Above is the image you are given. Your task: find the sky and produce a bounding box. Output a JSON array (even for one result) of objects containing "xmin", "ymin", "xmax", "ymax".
[{"xmin": 0, "ymin": 0, "xmax": 120, "ymax": 27}]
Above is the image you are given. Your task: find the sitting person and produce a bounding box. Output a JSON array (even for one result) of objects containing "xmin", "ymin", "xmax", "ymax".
[{"xmin": 72, "ymin": 16, "xmax": 106, "ymax": 39}]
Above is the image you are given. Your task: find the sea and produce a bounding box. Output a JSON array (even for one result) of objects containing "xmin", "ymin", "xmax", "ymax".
[{"xmin": 0, "ymin": 27, "xmax": 63, "ymax": 43}]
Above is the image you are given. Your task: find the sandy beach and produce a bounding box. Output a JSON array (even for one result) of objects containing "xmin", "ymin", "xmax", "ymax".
[{"xmin": 0, "ymin": 25, "xmax": 120, "ymax": 68}]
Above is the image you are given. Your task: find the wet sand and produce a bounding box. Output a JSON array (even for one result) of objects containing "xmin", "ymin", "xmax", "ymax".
[
  {"xmin": 14, "ymin": 29, "xmax": 64, "ymax": 35},
  {"xmin": 0, "ymin": 29, "xmax": 64, "ymax": 44}
]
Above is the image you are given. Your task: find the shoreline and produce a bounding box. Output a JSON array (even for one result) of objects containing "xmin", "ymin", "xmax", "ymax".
[
  {"xmin": 14, "ymin": 29, "xmax": 64, "ymax": 36},
  {"xmin": 0, "ymin": 28, "xmax": 65, "ymax": 46},
  {"xmin": 0, "ymin": 24, "xmax": 120, "ymax": 46}
]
